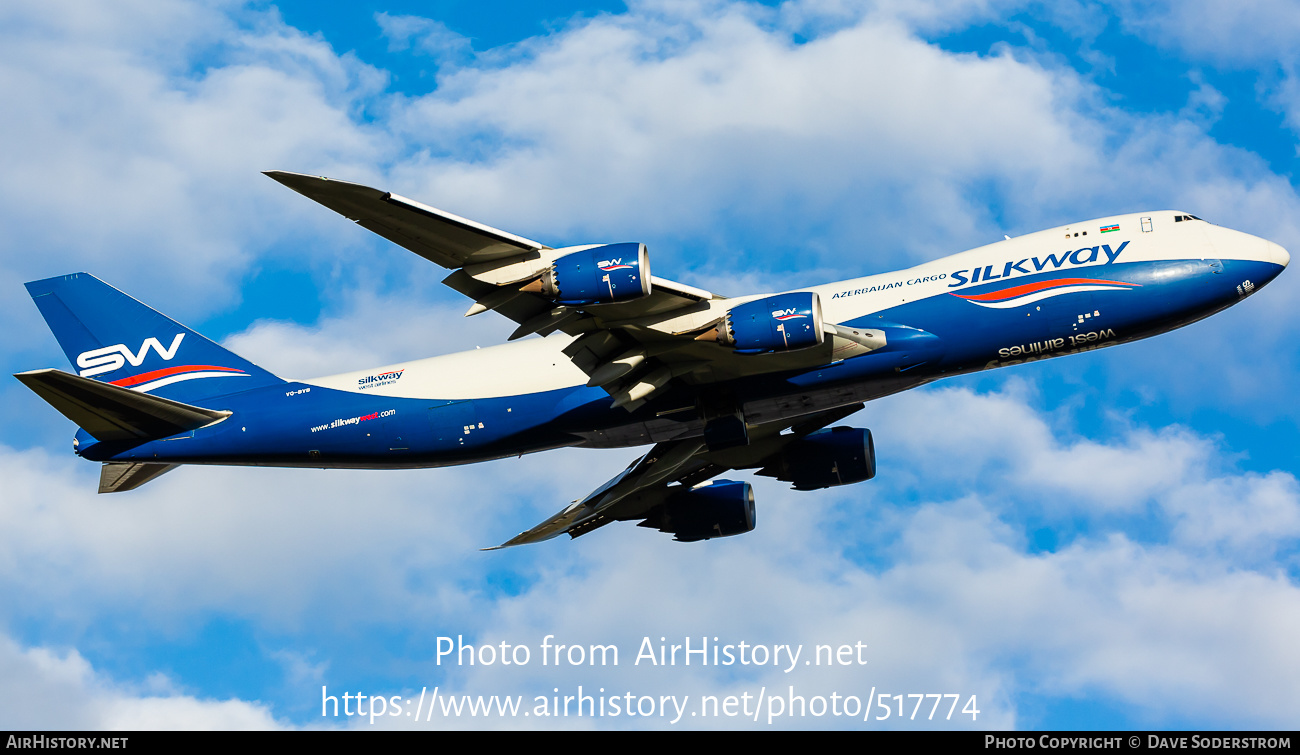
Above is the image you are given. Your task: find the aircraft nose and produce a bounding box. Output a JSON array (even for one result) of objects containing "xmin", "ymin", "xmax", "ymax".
[{"xmin": 1266, "ymin": 240, "xmax": 1290, "ymax": 268}]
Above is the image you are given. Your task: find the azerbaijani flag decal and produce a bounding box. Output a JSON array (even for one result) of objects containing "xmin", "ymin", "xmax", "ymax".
[
  {"xmin": 1100, "ymin": 224, "xmax": 1120, "ymax": 233},
  {"xmin": 951, "ymin": 277, "xmax": 1140, "ymax": 309},
  {"xmin": 109, "ymin": 364, "xmax": 249, "ymax": 393}
]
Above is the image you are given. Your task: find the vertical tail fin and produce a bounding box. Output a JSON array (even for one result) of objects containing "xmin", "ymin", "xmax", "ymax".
[{"xmin": 25, "ymin": 273, "xmax": 284, "ymax": 404}]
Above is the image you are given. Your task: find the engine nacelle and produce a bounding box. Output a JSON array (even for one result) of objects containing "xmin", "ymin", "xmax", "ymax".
[
  {"xmin": 758, "ymin": 427, "xmax": 876, "ymax": 490},
  {"xmin": 716, "ymin": 291, "xmax": 824, "ymax": 354},
  {"xmin": 639, "ymin": 479, "xmax": 756, "ymax": 542},
  {"xmin": 536, "ymin": 242, "xmax": 651, "ymax": 306}
]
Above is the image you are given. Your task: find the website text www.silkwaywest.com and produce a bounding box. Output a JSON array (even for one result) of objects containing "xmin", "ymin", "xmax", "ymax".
[{"xmin": 320, "ymin": 635, "xmax": 983, "ymax": 726}]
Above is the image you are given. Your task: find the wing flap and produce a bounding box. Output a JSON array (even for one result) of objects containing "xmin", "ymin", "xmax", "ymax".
[
  {"xmin": 14, "ymin": 369, "xmax": 230, "ymax": 441},
  {"xmin": 486, "ymin": 502, "xmax": 593, "ymax": 549}
]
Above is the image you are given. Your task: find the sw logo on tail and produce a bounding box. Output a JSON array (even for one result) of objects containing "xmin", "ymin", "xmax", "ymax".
[{"xmin": 76, "ymin": 334, "xmax": 185, "ymax": 377}]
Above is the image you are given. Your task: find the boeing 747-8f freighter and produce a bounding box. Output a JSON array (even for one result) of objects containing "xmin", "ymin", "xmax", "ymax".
[{"xmin": 16, "ymin": 173, "xmax": 1289, "ymax": 547}]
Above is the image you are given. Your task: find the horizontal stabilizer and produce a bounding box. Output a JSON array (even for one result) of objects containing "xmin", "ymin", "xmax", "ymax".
[
  {"xmin": 99, "ymin": 461, "xmax": 178, "ymax": 493},
  {"xmin": 14, "ymin": 369, "xmax": 230, "ymax": 442}
]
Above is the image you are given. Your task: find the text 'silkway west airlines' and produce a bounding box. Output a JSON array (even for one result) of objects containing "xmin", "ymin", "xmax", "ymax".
[{"xmin": 15, "ymin": 175, "xmax": 1289, "ymax": 547}]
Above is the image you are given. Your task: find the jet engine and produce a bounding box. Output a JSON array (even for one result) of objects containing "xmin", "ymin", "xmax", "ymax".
[
  {"xmin": 526, "ymin": 242, "xmax": 651, "ymax": 306},
  {"xmin": 711, "ymin": 291, "xmax": 824, "ymax": 354},
  {"xmin": 757, "ymin": 427, "xmax": 876, "ymax": 490},
  {"xmin": 639, "ymin": 479, "xmax": 756, "ymax": 542}
]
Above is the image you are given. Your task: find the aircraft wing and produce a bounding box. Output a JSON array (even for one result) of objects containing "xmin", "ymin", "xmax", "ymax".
[
  {"xmin": 265, "ymin": 171, "xmax": 720, "ymax": 326},
  {"xmin": 489, "ymin": 403, "xmax": 865, "ymax": 548},
  {"xmin": 265, "ymin": 171, "xmax": 551, "ymax": 267},
  {"xmin": 267, "ymin": 171, "xmax": 878, "ymax": 411}
]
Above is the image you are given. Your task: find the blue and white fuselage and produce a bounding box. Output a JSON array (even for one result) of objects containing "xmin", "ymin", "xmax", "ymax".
[{"xmin": 19, "ymin": 196, "xmax": 1288, "ymax": 545}]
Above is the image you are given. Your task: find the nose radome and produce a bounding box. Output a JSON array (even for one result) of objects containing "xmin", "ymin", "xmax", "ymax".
[{"xmin": 1267, "ymin": 240, "xmax": 1291, "ymax": 268}]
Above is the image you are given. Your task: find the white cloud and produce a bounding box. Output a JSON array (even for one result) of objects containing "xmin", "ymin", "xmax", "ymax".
[
  {"xmin": 0, "ymin": 437, "xmax": 643, "ymax": 630},
  {"xmin": 0, "ymin": 0, "xmax": 389, "ymax": 336},
  {"xmin": 1110, "ymin": 0, "xmax": 1300, "ymax": 68},
  {"xmin": 376, "ymin": 12, "xmax": 473, "ymax": 64},
  {"xmin": 874, "ymin": 384, "xmax": 1300, "ymax": 555},
  {"xmin": 345, "ymin": 476, "xmax": 1300, "ymax": 729},
  {"xmin": 0, "ymin": 635, "xmax": 283, "ymax": 730},
  {"xmin": 383, "ymin": 1, "xmax": 1094, "ymax": 268},
  {"xmin": 1104, "ymin": 0, "xmax": 1300, "ymax": 140},
  {"xmin": 221, "ymin": 290, "xmax": 519, "ymax": 379}
]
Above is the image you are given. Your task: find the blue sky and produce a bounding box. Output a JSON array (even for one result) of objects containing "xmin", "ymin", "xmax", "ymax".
[{"xmin": 2, "ymin": 0, "xmax": 1299, "ymax": 730}]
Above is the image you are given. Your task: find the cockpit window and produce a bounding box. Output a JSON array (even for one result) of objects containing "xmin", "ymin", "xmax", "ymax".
[{"xmin": 1174, "ymin": 214, "xmax": 1204, "ymax": 222}]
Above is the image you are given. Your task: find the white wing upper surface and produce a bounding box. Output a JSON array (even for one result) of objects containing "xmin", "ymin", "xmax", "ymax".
[
  {"xmin": 267, "ymin": 171, "xmax": 752, "ymax": 409},
  {"xmin": 265, "ymin": 171, "xmax": 885, "ymax": 412},
  {"xmin": 265, "ymin": 171, "xmax": 720, "ymax": 328},
  {"xmin": 266, "ymin": 171, "xmax": 549, "ymax": 266}
]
